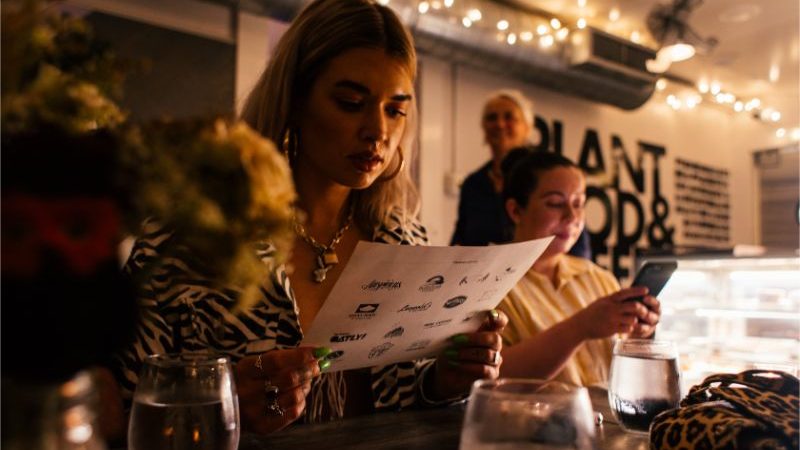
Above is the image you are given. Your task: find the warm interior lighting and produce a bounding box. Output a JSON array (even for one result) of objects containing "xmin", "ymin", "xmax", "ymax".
[
  {"xmin": 577, "ymin": 18, "xmax": 587, "ymax": 29},
  {"xmin": 655, "ymin": 78, "xmax": 666, "ymax": 90},
  {"xmin": 659, "ymin": 42, "xmax": 695, "ymax": 62},
  {"xmin": 497, "ymin": 20, "xmax": 509, "ymax": 30},
  {"xmin": 467, "ymin": 8, "xmax": 482, "ymax": 21},
  {"xmin": 418, "ymin": 1, "xmax": 430, "ymax": 14}
]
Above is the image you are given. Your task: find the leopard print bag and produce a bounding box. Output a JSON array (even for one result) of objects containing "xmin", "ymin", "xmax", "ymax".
[{"xmin": 650, "ymin": 370, "xmax": 799, "ymax": 450}]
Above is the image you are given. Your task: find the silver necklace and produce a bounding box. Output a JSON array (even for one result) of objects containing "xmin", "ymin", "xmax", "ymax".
[{"xmin": 293, "ymin": 207, "xmax": 354, "ymax": 283}]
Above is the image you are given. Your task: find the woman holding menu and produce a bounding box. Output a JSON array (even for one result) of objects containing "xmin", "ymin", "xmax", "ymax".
[{"xmin": 110, "ymin": 0, "xmax": 506, "ymax": 437}]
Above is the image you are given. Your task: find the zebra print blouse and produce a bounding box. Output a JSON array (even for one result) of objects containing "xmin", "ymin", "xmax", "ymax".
[{"xmin": 111, "ymin": 212, "xmax": 432, "ymax": 414}]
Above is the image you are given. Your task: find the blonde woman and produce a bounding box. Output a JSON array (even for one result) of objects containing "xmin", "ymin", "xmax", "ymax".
[{"xmin": 112, "ymin": 0, "xmax": 508, "ymax": 437}]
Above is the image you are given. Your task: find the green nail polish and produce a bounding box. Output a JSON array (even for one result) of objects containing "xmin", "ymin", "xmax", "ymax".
[
  {"xmin": 444, "ymin": 349, "xmax": 459, "ymax": 359},
  {"xmin": 451, "ymin": 334, "xmax": 469, "ymax": 345},
  {"xmin": 319, "ymin": 359, "xmax": 331, "ymax": 371},
  {"xmin": 313, "ymin": 347, "xmax": 332, "ymax": 359},
  {"xmin": 489, "ymin": 309, "xmax": 500, "ymax": 320}
]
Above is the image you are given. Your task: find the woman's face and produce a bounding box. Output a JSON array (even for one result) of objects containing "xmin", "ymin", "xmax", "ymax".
[
  {"xmin": 294, "ymin": 48, "xmax": 413, "ymax": 190},
  {"xmin": 482, "ymin": 97, "xmax": 530, "ymax": 157},
  {"xmin": 508, "ymin": 166, "xmax": 586, "ymax": 257}
]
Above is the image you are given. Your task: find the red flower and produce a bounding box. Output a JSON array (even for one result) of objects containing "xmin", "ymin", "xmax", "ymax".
[{"xmin": 2, "ymin": 194, "xmax": 121, "ymax": 277}]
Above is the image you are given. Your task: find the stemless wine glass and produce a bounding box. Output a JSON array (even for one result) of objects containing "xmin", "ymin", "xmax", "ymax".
[
  {"xmin": 608, "ymin": 339, "xmax": 681, "ymax": 434},
  {"xmin": 128, "ymin": 353, "xmax": 240, "ymax": 450},
  {"xmin": 460, "ymin": 379, "xmax": 597, "ymax": 450}
]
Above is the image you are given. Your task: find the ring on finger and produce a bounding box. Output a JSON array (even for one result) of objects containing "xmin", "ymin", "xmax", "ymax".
[
  {"xmin": 264, "ymin": 379, "xmax": 285, "ymax": 417},
  {"xmin": 491, "ymin": 350, "xmax": 501, "ymax": 366}
]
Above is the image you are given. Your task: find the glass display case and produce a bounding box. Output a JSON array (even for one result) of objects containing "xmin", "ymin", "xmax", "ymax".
[{"xmin": 643, "ymin": 254, "xmax": 800, "ymax": 392}]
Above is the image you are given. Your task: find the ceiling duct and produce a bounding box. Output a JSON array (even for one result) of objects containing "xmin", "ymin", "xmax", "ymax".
[
  {"xmin": 395, "ymin": 3, "xmax": 656, "ymax": 110},
  {"xmin": 230, "ymin": 0, "xmax": 657, "ymax": 110}
]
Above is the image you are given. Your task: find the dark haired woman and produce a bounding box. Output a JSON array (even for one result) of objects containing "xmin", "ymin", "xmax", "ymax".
[{"xmin": 497, "ymin": 149, "xmax": 660, "ymax": 386}]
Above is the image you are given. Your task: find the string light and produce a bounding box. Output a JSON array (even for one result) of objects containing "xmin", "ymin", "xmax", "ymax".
[
  {"xmin": 791, "ymin": 128, "xmax": 800, "ymax": 141},
  {"xmin": 376, "ymin": 0, "xmax": 390, "ymax": 4},
  {"xmin": 776, "ymin": 128, "xmax": 786, "ymax": 138},
  {"xmin": 466, "ymin": 8, "xmax": 482, "ymax": 21},
  {"xmin": 404, "ymin": 0, "xmax": 780, "ymax": 125}
]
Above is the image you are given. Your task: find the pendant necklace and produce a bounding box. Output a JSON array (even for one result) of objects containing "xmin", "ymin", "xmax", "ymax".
[{"xmin": 293, "ymin": 205, "xmax": 354, "ymax": 283}]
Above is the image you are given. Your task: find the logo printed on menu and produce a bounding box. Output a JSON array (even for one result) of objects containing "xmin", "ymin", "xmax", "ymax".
[
  {"xmin": 349, "ymin": 303, "xmax": 380, "ymax": 320},
  {"xmin": 329, "ymin": 333, "xmax": 367, "ymax": 343},
  {"xmin": 405, "ymin": 340, "xmax": 431, "ymax": 351},
  {"xmin": 423, "ymin": 319, "xmax": 452, "ymax": 329},
  {"xmin": 368, "ymin": 342, "xmax": 393, "ymax": 359},
  {"xmin": 418, "ymin": 275, "xmax": 444, "ymax": 292},
  {"xmin": 326, "ymin": 350, "xmax": 345, "ymax": 361},
  {"xmin": 384, "ymin": 326, "xmax": 405, "ymax": 338},
  {"xmin": 361, "ymin": 280, "xmax": 402, "ymax": 291},
  {"xmin": 443, "ymin": 295, "xmax": 467, "ymax": 309},
  {"xmin": 397, "ymin": 301, "xmax": 432, "ymax": 313}
]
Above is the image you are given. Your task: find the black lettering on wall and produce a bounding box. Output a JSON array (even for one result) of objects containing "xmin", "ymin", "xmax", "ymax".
[
  {"xmin": 533, "ymin": 116, "xmax": 549, "ymax": 153},
  {"xmin": 578, "ymin": 129, "xmax": 605, "ymax": 174},
  {"xmin": 586, "ymin": 186, "xmax": 612, "ymax": 258},
  {"xmin": 612, "ymin": 135, "xmax": 644, "ymax": 193}
]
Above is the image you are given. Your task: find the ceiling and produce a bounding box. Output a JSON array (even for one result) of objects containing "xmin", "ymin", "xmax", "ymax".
[{"xmin": 516, "ymin": 0, "xmax": 799, "ymax": 131}]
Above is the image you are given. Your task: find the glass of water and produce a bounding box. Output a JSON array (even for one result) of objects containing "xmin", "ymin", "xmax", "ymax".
[
  {"xmin": 608, "ymin": 339, "xmax": 681, "ymax": 434},
  {"xmin": 460, "ymin": 379, "xmax": 597, "ymax": 450},
  {"xmin": 128, "ymin": 353, "xmax": 239, "ymax": 450}
]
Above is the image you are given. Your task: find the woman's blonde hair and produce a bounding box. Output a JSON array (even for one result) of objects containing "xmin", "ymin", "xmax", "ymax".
[{"xmin": 241, "ymin": 0, "xmax": 420, "ymax": 232}]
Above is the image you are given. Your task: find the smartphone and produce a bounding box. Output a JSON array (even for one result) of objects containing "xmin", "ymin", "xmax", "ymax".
[{"xmin": 628, "ymin": 261, "xmax": 677, "ymax": 301}]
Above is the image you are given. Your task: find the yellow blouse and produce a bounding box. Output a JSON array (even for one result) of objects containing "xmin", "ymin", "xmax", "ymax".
[{"xmin": 498, "ymin": 254, "xmax": 620, "ymax": 387}]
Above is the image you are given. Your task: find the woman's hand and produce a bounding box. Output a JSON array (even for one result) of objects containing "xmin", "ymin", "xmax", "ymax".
[
  {"xmin": 236, "ymin": 347, "xmax": 329, "ymax": 434},
  {"xmin": 429, "ymin": 310, "xmax": 508, "ymax": 400},
  {"xmin": 630, "ymin": 294, "xmax": 661, "ymax": 338},
  {"xmin": 573, "ymin": 287, "xmax": 652, "ymax": 339}
]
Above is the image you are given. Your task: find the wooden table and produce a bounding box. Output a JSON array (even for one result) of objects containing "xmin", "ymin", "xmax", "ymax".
[{"xmin": 239, "ymin": 387, "xmax": 650, "ymax": 450}]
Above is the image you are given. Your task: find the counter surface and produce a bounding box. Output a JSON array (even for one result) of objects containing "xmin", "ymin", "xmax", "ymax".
[{"xmin": 239, "ymin": 387, "xmax": 650, "ymax": 450}]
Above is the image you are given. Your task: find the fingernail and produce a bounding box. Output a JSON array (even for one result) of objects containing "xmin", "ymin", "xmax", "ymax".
[
  {"xmin": 313, "ymin": 347, "xmax": 332, "ymax": 359},
  {"xmin": 318, "ymin": 359, "xmax": 331, "ymax": 372},
  {"xmin": 451, "ymin": 334, "xmax": 469, "ymax": 345},
  {"xmin": 444, "ymin": 349, "xmax": 459, "ymax": 359},
  {"xmin": 488, "ymin": 309, "xmax": 500, "ymax": 321}
]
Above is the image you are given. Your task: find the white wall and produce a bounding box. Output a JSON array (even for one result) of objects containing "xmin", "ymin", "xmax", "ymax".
[{"xmin": 418, "ymin": 57, "xmax": 783, "ymax": 246}]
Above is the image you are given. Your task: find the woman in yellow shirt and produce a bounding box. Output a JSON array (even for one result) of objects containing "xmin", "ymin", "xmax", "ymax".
[{"xmin": 497, "ymin": 149, "xmax": 661, "ymax": 386}]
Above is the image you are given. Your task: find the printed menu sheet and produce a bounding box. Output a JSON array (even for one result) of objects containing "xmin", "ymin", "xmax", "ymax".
[{"xmin": 301, "ymin": 237, "xmax": 553, "ymax": 371}]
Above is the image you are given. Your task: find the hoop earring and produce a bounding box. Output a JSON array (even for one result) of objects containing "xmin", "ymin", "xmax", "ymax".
[
  {"xmin": 281, "ymin": 127, "xmax": 298, "ymax": 163},
  {"xmin": 377, "ymin": 147, "xmax": 405, "ymax": 182}
]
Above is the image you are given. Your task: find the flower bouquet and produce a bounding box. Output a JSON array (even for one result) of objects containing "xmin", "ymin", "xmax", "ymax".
[{"xmin": 1, "ymin": 1, "xmax": 296, "ymax": 383}]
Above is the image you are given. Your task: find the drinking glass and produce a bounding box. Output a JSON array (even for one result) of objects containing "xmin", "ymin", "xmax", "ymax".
[
  {"xmin": 608, "ymin": 339, "xmax": 681, "ymax": 434},
  {"xmin": 460, "ymin": 379, "xmax": 597, "ymax": 450},
  {"xmin": 128, "ymin": 353, "xmax": 240, "ymax": 450}
]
